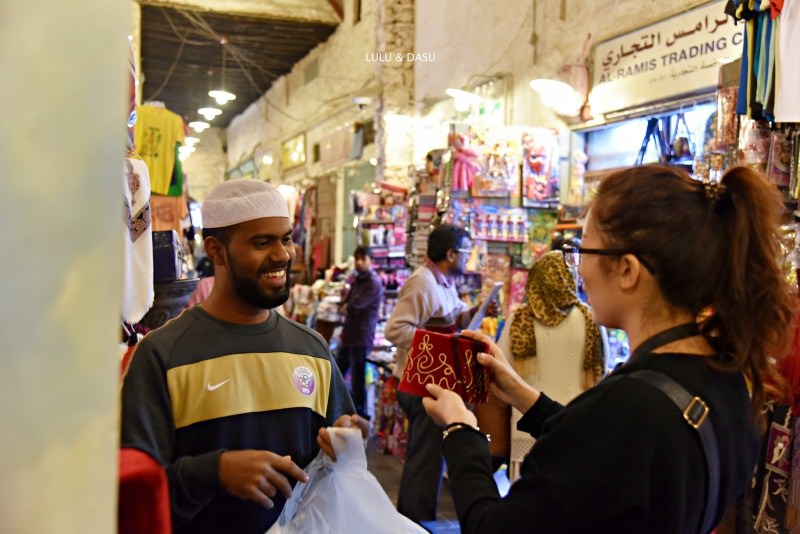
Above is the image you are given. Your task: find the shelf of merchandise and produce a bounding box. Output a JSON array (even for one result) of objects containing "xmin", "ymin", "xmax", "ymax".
[{"xmin": 359, "ymin": 219, "xmax": 396, "ymax": 225}]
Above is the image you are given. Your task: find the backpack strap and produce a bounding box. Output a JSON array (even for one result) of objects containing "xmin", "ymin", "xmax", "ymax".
[{"xmin": 629, "ymin": 370, "xmax": 720, "ymax": 534}]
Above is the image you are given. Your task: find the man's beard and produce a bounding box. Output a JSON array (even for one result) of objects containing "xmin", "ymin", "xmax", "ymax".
[
  {"xmin": 450, "ymin": 262, "xmax": 465, "ymax": 277},
  {"xmin": 228, "ymin": 254, "xmax": 292, "ymax": 310}
]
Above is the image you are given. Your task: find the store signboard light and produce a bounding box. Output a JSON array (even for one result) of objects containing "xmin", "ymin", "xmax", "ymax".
[{"xmin": 590, "ymin": 0, "xmax": 742, "ymax": 116}]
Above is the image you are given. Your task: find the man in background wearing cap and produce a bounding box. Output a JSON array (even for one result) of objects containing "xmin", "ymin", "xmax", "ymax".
[{"xmin": 121, "ymin": 179, "xmax": 363, "ymax": 533}]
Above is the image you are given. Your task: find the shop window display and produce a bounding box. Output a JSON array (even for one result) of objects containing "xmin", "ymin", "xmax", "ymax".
[
  {"xmin": 584, "ymin": 102, "xmax": 717, "ymax": 173},
  {"xmin": 347, "ymin": 183, "xmax": 413, "ymax": 423},
  {"xmin": 442, "ymin": 124, "xmax": 564, "ymax": 319}
]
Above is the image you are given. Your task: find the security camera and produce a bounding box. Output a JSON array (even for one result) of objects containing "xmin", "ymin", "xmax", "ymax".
[{"xmin": 352, "ymin": 96, "xmax": 372, "ymax": 111}]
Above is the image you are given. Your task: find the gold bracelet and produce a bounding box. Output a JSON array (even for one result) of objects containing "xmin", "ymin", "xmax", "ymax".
[{"xmin": 442, "ymin": 422, "xmax": 491, "ymax": 442}]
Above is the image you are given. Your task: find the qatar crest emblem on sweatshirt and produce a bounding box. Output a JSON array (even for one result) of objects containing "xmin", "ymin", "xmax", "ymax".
[{"xmin": 292, "ymin": 366, "xmax": 315, "ymax": 396}]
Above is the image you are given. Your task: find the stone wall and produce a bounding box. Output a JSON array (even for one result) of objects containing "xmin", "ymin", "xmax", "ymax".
[
  {"xmin": 210, "ymin": 0, "xmax": 719, "ymax": 192},
  {"xmin": 222, "ymin": 0, "xmax": 416, "ymax": 191},
  {"xmin": 416, "ymin": 0, "xmax": 712, "ymax": 129},
  {"xmin": 374, "ymin": 0, "xmax": 415, "ymax": 186},
  {"xmin": 412, "ymin": 0, "xmax": 715, "ymax": 196},
  {"xmin": 226, "ymin": 0, "xmax": 379, "ymax": 186},
  {"xmin": 219, "ymin": 0, "xmax": 718, "ymax": 244}
]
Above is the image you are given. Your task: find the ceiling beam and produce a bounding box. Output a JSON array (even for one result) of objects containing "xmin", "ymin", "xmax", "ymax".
[
  {"xmin": 139, "ymin": 0, "xmax": 339, "ymax": 24},
  {"xmin": 326, "ymin": 0, "xmax": 343, "ymax": 20}
]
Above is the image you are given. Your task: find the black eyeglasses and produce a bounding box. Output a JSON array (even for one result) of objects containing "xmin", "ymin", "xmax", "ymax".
[{"xmin": 561, "ymin": 244, "xmax": 656, "ymax": 274}]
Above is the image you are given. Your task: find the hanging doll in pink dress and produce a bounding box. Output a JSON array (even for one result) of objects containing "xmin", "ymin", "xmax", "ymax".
[
  {"xmin": 449, "ymin": 132, "xmax": 481, "ymax": 192},
  {"xmin": 522, "ymin": 132, "xmax": 553, "ymax": 202}
]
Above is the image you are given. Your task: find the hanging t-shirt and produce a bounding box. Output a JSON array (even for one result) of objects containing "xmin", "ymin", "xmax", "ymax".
[
  {"xmin": 121, "ymin": 157, "xmax": 154, "ymax": 323},
  {"xmin": 134, "ymin": 105, "xmax": 185, "ymax": 195},
  {"xmin": 775, "ymin": 0, "xmax": 800, "ymax": 121},
  {"xmin": 735, "ymin": 2, "xmax": 757, "ymax": 116},
  {"xmin": 150, "ymin": 193, "xmax": 188, "ymax": 236},
  {"xmin": 755, "ymin": 13, "xmax": 771, "ymax": 105}
]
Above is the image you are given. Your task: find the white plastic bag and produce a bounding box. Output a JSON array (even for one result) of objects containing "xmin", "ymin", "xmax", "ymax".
[{"xmin": 266, "ymin": 427, "xmax": 426, "ymax": 534}]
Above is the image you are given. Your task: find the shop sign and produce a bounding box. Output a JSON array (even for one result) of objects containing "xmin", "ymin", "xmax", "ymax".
[
  {"xmin": 281, "ymin": 133, "xmax": 306, "ymax": 171},
  {"xmin": 319, "ymin": 126, "xmax": 353, "ymax": 168},
  {"xmin": 590, "ymin": 0, "xmax": 743, "ymax": 115}
]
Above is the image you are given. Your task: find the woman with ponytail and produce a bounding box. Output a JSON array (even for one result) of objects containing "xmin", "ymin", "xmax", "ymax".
[{"xmin": 422, "ymin": 165, "xmax": 796, "ymax": 533}]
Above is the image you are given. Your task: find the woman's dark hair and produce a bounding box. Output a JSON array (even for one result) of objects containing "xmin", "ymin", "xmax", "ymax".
[
  {"xmin": 592, "ymin": 164, "xmax": 795, "ymax": 415},
  {"xmin": 427, "ymin": 223, "xmax": 469, "ymax": 262}
]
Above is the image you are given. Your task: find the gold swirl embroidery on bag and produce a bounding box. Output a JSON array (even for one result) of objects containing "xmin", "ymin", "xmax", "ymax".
[
  {"xmin": 402, "ymin": 334, "xmax": 457, "ymax": 389},
  {"xmin": 461, "ymin": 348, "xmax": 475, "ymax": 391}
]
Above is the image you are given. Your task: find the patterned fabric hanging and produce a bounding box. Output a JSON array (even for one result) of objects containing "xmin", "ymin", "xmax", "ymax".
[
  {"xmin": 127, "ymin": 39, "xmax": 137, "ymax": 153},
  {"xmin": 752, "ymin": 400, "xmax": 793, "ymax": 533}
]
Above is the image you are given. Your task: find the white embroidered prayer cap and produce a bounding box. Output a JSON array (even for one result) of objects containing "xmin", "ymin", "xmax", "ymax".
[{"xmin": 201, "ymin": 179, "xmax": 290, "ymax": 228}]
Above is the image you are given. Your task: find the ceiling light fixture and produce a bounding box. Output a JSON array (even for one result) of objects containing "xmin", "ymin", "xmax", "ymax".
[
  {"xmin": 529, "ymin": 35, "xmax": 592, "ymax": 119},
  {"xmin": 184, "ymin": 136, "xmax": 200, "ymax": 147},
  {"xmin": 188, "ymin": 121, "xmax": 210, "ymax": 133},
  {"xmin": 209, "ymin": 37, "xmax": 236, "ymax": 105},
  {"xmin": 208, "ymin": 90, "xmax": 236, "ymax": 107},
  {"xmin": 445, "ymin": 88, "xmax": 483, "ymax": 112},
  {"xmin": 198, "ymin": 107, "xmax": 222, "ymax": 121},
  {"xmin": 178, "ymin": 145, "xmax": 196, "ymax": 161},
  {"xmin": 529, "ymin": 78, "xmax": 583, "ymax": 117}
]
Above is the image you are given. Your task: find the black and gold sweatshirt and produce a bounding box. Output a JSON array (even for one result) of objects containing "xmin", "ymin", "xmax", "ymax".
[{"xmin": 121, "ymin": 306, "xmax": 354, "ymax": 533}]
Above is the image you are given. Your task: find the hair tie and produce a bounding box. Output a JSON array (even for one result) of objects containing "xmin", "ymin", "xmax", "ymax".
[{"xmin": 702, "ymin": 179, "xmax": 725, "ymax": 202}]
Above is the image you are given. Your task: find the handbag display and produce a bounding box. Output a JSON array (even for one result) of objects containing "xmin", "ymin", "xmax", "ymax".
[
  {"xmin": 669, "ymin": 112, "xmax": 694, "ymax": 163},
  {"xmin": 635, "ymin": 115, "xmax": 695, "ymax": 171},
  {"xmin": 398, "ymin": 329, "xmax": 490, "ymax": 404},
  {"xmin": 635, "ymin": 118, "xmax": 670, "ymax": 166}
]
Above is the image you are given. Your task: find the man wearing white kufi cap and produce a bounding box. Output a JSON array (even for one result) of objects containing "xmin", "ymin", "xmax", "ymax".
[{"xmin": 121, "ymin": 179, "xmax": 366, "ymax": 534}]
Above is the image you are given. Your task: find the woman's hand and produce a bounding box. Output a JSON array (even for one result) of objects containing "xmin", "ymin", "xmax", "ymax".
[
  {"xmin": 317, "ymin": 414, "xmax": 370, "ymax": 461},
  {"xmin": 460, "ymin": 329, "xmax": 540, "ymax": 413},
  {"xmin": 422, "ymin": 384, "xmax": 477, "ymax": 427}
]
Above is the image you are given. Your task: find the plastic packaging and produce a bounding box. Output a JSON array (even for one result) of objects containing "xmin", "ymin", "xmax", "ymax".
[{"xmin": 267, "ymin": 428, "xmax": 426, "ymax": 534}]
